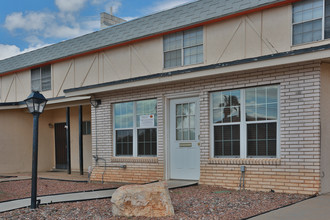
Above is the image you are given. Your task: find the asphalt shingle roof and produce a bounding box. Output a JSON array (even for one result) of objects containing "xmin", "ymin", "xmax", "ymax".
[{"xmin": 0, "ymin": 0, "xmax": 285, "ymax": 75}]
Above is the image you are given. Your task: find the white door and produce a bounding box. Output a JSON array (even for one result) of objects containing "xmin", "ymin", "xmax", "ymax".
[{"xmin": 170, "ymin": 97, "xmax": 200, "ymax": 180}]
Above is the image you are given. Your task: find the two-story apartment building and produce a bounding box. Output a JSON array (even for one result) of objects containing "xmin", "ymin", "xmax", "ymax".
[{"xmin": 1, "ymin": 0, "xmax": 330, "ymax": 194}]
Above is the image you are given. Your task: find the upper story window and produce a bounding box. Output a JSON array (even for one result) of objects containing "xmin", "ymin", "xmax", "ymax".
[
  {"xmin": 31, "ymin": 65, "xmax": 51, "ymax": 91},
  {"xmin": 163, "ymin": 27, "xmax": 203, "ymax": 68},
  {"xmin": 211, "ymin": 85, "xmax": 279, "ymax": 158},
  {"xmin": 114, "ymin": 99, "xmax": 157, "ymax": 157},
  {"xmin": 293, "ymin": 0, "xmax": 330, "ymax": 45}
]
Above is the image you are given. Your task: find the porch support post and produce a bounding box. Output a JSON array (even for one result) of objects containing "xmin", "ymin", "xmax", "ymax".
[
  {"xmin": 79, "ymin": 105, "xmax": 84, "ymax": 175},
  {"xmin": 66, "ymin": 107, "xmax": 71, "ymax": 174}
]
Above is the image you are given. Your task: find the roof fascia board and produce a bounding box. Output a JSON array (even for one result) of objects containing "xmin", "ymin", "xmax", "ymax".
[
  {"xmin": 64, "ymin": 45, "xmax": 328, "ymax": 97},
  {"xmin": 0, "ymin": 96, "xmax": 90, "ymax": 110},
  {"xmin": 0, "ymin": 0, "xmax": 300, "ymax": 77}
]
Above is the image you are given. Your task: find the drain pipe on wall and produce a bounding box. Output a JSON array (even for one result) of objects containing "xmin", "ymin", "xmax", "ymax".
[
  {"xmin": 90, "ymin": 97, "xmax": 101, "ymax": 161},
  {"xmin": 90, "ymin": 97, "xmax": 127, "ymax": 183},
  {"xmin": 239, "ymin": 165, "xmax": 246, "ymax": 190}
]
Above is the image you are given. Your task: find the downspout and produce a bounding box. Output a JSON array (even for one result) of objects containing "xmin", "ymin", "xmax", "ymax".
[{"xmin": 90, "ymin": 97, "xmax": 127, "ymax": 184}]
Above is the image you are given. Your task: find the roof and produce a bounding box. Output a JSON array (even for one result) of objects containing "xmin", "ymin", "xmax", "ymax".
[{"xmin": 0, "ymin": 0, "xmax": 295, "ymax": 76}]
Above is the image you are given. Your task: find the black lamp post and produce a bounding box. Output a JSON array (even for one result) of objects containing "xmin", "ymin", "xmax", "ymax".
[{"xmin": 24, "ymin": 91, "xmax": 47, "ymax": 209}]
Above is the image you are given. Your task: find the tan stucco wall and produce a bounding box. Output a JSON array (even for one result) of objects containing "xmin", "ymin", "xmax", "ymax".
[
  {"xmin": 0, "ymin": 104, "xmax": 92, "ymax": 174},
  {"xmin": 320, "ymin": 62, "xmax": 330, "ymax": 194},
  {"xmin": 0, "ymin": 109, "xmax": 54, "ymax": 174}
]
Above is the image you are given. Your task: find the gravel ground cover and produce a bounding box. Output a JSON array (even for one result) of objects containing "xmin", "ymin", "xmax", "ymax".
[
  {"xmin": 0, "ymin": 182, "xmax": 311, "ymax": 219},
  {"xmin": 0, "ymin": 179, "xmax": 124, "ymax": 202}
]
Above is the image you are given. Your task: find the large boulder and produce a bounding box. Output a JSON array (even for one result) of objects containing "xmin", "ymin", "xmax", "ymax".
[{"xmin": 111, "ymin": 181, "xmax": 175, "ymax": 217}]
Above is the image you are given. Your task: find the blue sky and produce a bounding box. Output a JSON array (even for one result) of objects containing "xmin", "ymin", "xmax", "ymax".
[{"xmin": 0, "ymin": 0, "xmax": 194, "ymax": 60}]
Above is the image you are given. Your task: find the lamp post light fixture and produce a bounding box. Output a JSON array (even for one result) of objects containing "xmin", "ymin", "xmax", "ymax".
[{"xmin": 24, "ymin": 91, "xmax": 48, "ymax": 209}]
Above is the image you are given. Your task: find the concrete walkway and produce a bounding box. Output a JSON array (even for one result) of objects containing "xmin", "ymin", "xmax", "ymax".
[
  {"xmin": 250, "ymin": 193, "xmax": 330, "ymax": 220},
  {"xmin": 0, "ymin": 180, "xmax": 197, "ymax": 213},
  {"xmin": 0, "ymin": 171, "xmax": 89, "ymax": 182}
]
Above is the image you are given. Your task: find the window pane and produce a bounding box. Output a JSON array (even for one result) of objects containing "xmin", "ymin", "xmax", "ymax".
[
  {"xmin": 245, "ymin": 88, "xmax": 256, "ymax": 105},
  {"xmin": 183, "ymin": 103, "xmax": 189, "ymax": 115},
  {"xmin": 138, "ymin": 128, "xmax": 157, "ymax": 156},
  {"xmin": 267, "ymin": 86, "xmax": 278, "ymax": 103},
  {"xmin": 292, "ymin": 0, "xmax": 323, "ymax": 45},
  {"xmin": 176, "ymin": 117, "xmax": 182, "ymax": 129},
  {"xmin": 246, "ymin": 106, "xmax": 256, "ymax": 121},
  {"xmin": 257, "ymin": 104, "xmax": 267, "ymax": 121},
  {"xmin": 213, "ymin": 109, "xmax": 224, "ymax": 123},
  {"xmin": 325, "ymin": 0, "xmax": 330, "ymax": 39},
  {"xmin": 136, "ymin": 99, "xmax": 157, "ymax": 127},
  {"xmin": 114, "ymin": 102, "xmax": 133, "ymax": 129},
  {"xmin": 184, "ymin": 45, "xmax": 203, "ymax": 65},
  {"xmin": 31, "ymin": 68, "xmax": 41, "ymax": 91},
  {"xmin": 247, "ymin": 122, "xmax": 276, "ymax": 157},
  {"xmin": 267, "ymin": 103, "xmax": 277, "ymax": 120},
  {"xmin": 82, "ymin": 121, "xmax": 91, "ymax": 135},
  {"xmin": 212, "ymin": 89, "xmax": 240, "ymax": 123},
  {"xmin": 164, "ymin": 50, "xmax": 181, "ymax": 68},
  {"xmin": 189, "ymin": 103, "xmax": 195, "ymax": 115},
  {"xmin": 257, "ymin": 87, "xmax": 266, "ymax": 104},
  {"xmin": 164, "ymin": 32, "xmax": 182, "ymax": 51},
  {"xmin": 245, "ymin": 85, "xmax": 278, "ymax": 121},
  {"xmin": 293, "ymin": 19, "xmax": 322, "ymax": 44},
  {"xmin": 137, "ymin": 99, "xmax": 157, "ymax": 115},
  {"xmin": 190, "ymin": 116, "xmax": 195, "ymax": 128},
  {"xmin": 176, "ymin": 102, "xmax": 196, "ymax": 140},
  {"xmin": 190, "ymin": 129, "xmax": 195, "ymax": 140},
  {"xmin": 116, "ymin": 130, "xmax": 133, "ymax": 156},
  {"xmin": 183, "ymin": 27, "xmax": 203, "ymax": 48},
  {"xmin": 247, "ymin": 141, "xmax": 256, "ymax": 156},
  {"xmin": 41, "ymin": 65, "xmax": 51, "ymax": 91},
  {"xmin": 214, "ymin": 125, "xmax": 240, "ymax": 157}
]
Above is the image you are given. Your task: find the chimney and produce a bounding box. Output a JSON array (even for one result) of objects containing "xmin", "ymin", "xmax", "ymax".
[{"xmin": 100, "ymin": 7, "xmax": 126, "ymax": 29}]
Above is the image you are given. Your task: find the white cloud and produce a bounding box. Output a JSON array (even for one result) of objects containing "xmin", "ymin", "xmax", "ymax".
[
  {"xmin": 0, "ymin": 44, "xmax": 50, "ymax": 60},
  {"xmin": 91, "ymin": 0, "xmax": 107, "ymax": 5},
  {"xmin": 0, "ymin": 44, "xmax": 21, "ymax": 60},
  {"xmin": 55, "ymin": 0, "xmax": 88, "ymax": 13},
  {"xmin": 3, "ymin": 5, "xmax": 100, "ymax": 47},
  {"xmin": 4, "ymin": 12, "xmax": 55, "ymax": 32},
  {"xmin": 122, "ymin": 16, "xmax": 137, "ymax": 21},
  {"xmin": 148, "ymin": 0, "xmax": 195, "ymax": 13}
]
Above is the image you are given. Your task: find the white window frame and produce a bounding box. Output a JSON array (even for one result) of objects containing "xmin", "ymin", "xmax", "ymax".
[
  {"xmin": 292, "ymin": 0, "xmax": 329, "ymax": 45},
  {"xmin": 210, "ymin": 85, "xmax": 280, "ymax": 159},
  {"xmin": 31, "ymin": 65, "xmax": 52, "ymax": 91},
  {"xmin": 163, "ymin": 27, "xmax": 203, "ymax": 69},
  {"xmin": 113, "ymin": 99, "xmax": 158, "ymax": 157}
]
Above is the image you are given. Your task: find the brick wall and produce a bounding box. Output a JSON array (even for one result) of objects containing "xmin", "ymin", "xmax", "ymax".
[{"xmin": 91, "ymin": 61, "xmax": 321, "ymax": 194}]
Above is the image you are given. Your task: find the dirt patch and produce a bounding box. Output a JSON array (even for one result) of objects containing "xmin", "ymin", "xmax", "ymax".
[
  {"xmin": 0, "ymin": 183, "xmax": 311, "ymax": 219},
  {"xmin": 0, "ymin": 178, "xmax": 124, "ymax": 202}
]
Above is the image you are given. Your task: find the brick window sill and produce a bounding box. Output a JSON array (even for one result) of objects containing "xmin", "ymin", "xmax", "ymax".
[
  {"xmin": 110, "ymin": 157, "xmax": 158, "ymax": 163},
  {"xmin": 208, "ymin": 158, "xmax": 281, "ymax": 165}
]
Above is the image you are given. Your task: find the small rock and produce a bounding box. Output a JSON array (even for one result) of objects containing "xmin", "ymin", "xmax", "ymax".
[{"xmin": 111, "ymin": 181, "xmax": 175, "ymax": 217}]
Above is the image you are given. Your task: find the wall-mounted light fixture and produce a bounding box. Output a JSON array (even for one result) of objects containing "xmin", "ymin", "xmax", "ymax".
[{"xmin": 90, "ymin": 96, "xmax": 101, "ymax": 108}]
